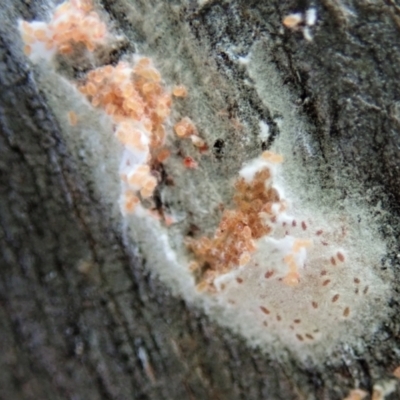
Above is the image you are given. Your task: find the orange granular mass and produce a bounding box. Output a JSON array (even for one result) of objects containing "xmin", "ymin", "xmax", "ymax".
[
  {"xmin": 20, "ymin": 0, "xmax": 107, "ymax": 55},
  {"xmin": 79, "ymin": 59, "xmax": 172, "ymax": 156},
  {"xmin": 186, "ymin": 168, "xmax": 279, "ymax": 290},
  {"xmin": 77, "ymin": 57, "xmax": 175, "ymax": 207}
]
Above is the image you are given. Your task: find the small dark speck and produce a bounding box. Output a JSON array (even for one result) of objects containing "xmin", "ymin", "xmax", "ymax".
[
  {"xmin": 296, "ymin": 334, "xmax": 304, "ymax": 341},
  {"xmin": 305, "ymin": 334, "xmax": 314, "ymax": 340},
  {"xmin": 213, "ymin": 139, "xmax": 225, "ymax": 160},
  {"xmin": 261, "ymin": 141, "xmax": 267, "ymax": 150}
]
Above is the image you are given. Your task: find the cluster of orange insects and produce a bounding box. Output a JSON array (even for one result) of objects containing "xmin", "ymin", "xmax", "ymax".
[
  {"xmin": 20, "ymin": 0, "xmax": 206, "ymax": 215},
  {"xmin": 186, "ymin": 152, "xmax": 299, "ymax": 291},
  {"xmin": 20, "ymin": 0, "xmax": 107, "ymax": 56}
]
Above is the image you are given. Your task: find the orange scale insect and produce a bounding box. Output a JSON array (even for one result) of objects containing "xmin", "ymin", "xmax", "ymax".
[
  {"xmin": 127, "ymin": 173, "xmax": 146, "ymax": 188},
  {"xmin": 172, "ymin": 84, "xmax": 188, "ymax": 98},
  {"xmin": 68, "ymin": 111, "xmax": 78, "ymax": 126},
  {"xmin": 85, "ymin": 41, "xmax": 96, "ymax": 52},
  {"xmin": 33, "ymin": 28, "xmax": 48, "ymax": 41},
  {"xmin": 190, "ymin": 135, "xmax": 206, "ymax": 149},
  {"xmin": 238, "ymin": 251, "xmax": 251, "ymax": 266},
  {"xmin": 142, "ymin": 81, "xmax": 162, "ymax": 96},
  {"xmin": 140, "ymin": 186, "xmax": 155, "ymax": 199},
  {"xmin": 59, "ymin": 43, "xmax": 73, "ymax": 55},
  {"xmin": 93, "ymin": 24, "xmax": 107, "ymax": 40},
  {"xmin": 23, "ymin": 45, "xmax": 32, "ymax": 56},
  {"xmin": 156, "ymin": 148, "xmax": 170, "ymax": 163},
  {"xmin": 21, "ymin": 32, "xmax": 35, "ymax": 45},
  {"xmin": 174, "ymin": 117, "xmax": 197, "ymax": 138},
  {"xmin": 183, "ymin": 156, "xmax": 198, "ymax": 169},
  {"xmin": 21, "ymin": 21, "xmax": 34, "ymax": 35},
  {"xmin": 86, "ymin": 82, "xmax": 97, "ymax": 96},
  {"xmin": 122, "ymin": 191, "xmax": 140, "ymax": 214}
]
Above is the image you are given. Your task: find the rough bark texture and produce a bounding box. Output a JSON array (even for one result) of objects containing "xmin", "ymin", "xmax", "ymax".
[{"xmin": 1, "ymin": 1, "xmax": 400, "ymax": 399}]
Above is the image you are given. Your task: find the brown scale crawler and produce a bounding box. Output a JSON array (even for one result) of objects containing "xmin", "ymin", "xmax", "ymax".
[
  {"xmin": 312, "ymin": 301, "xmax": 318, "ymax": 309},
  {"xmin": 260, "ymin": 306, "xmax": 270, "ymax": 315},
  {"xmin": 265, "ymin": 270, "xmax": 274, "ymax": 279},
  {"xmin": 337, "ymin": 251, "xmax": 345, "ymax": 262},
  {"xmin": 305, "ymin": 334, "xmax": 314, "ymax": 340},
  {"xmin": 332, "ymin": 294, "xmax": 340, "ymax": 303},
  {"xmin": 296, "ymin": 334, "xmax": 304, "ymax": 341}
]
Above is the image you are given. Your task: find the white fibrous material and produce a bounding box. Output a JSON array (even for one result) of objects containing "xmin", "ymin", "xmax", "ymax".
[{"xmin": 305, "ymin": 8, "xmax": 317, "ymax": 26}]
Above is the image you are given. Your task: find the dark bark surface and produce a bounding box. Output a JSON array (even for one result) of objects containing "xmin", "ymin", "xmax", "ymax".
[{"xmin": 1, "ymin": 1, "xmax": 400, "ymax": 399}]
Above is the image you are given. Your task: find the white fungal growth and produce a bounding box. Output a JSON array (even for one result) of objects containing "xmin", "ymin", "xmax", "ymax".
[
  {"xmin": 305, "ymin": 8, "xmax": 317, "ymax": 26},
  {"xmin": 179, "ymin": 153, "xmax": 385, "ymax": 354},
  {"xmin": 259, "ymin": 121, "xmax": 270, "ymax": 141},
  {"xmin": 125, "ymin": 43, "xmax": 392, "ymax": 362},
  {"xmin": 122, "ymin": 144, "xmax": 389, "ymax": 362},
  {"xmin": 20, "ymin": 1, "xmax": 392, "ymax": 365}
]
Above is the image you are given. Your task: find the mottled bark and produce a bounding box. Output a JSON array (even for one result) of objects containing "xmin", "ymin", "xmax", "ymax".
[{"xmin": 1, "ymin": 1, "xmax": 400, "ymax": 400}]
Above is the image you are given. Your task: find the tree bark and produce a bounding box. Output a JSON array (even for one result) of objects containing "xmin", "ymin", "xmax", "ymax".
[{"xmin": 1, "ymin": 1, "xmax": 400, "ymax": 399}]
